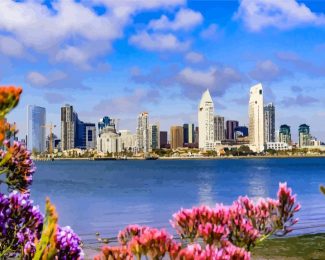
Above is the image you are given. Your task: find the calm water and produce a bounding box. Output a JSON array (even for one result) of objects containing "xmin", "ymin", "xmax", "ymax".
[{"xmin": 31, "ymin": 158, "xmax": 325, "ymax": 244}]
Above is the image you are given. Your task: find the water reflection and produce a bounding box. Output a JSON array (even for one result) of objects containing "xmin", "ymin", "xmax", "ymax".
[{"xmin": 197, "ymin": 171, "xmax": 215, "ymax": 207}]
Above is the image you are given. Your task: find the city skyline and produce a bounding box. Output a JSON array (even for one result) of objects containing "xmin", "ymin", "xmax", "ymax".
[{"xmin": 2, "ymin": 1, "xmax": 325, "ymax": 141}]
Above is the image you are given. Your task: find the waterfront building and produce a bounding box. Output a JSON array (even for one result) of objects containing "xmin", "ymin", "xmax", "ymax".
[
  {"xmin": 170, "ymin": 126, "xmax": 184, "ymax": 149},
  {"xmin": 264, "ymin": 103, "xmax": 275, "ymax": 142},
  {"xmin": 198, "ymin": 89, "xmax": 215, "ymax": 150},
  {"xmin": 299, "ymin": 124, "xmax": 311, "ymax": 147},
  {"xmin": 120, "ymin": 130, "xmax": 137, "ymax": 153},
  {"xmin": 226, "ymin": 120, "xmax": 239, "ymax": 140},
  {"xmin": 278, "ymin": 125, "xmax": 291, "ymax": 145},
  {"xmin": 136, "ymin": 112, "xmax": 150, "ymax": 153},
  {"xmin": 61, "ymin": 104, "xmax": 77, "ymax": 150},
  {"xmin": 150, "ymin": 123, "xmax": 160, "ymax": 150},
  {"xmin": 27, "ymin": 105, "xmax": 46, "ymax": 153},
  {"xmin": 98, "ymin": 116, "xmax": 117, "ymax": 135},
  {"xmin": 249, "ymin": 83, "xmax": 265, "ymax": 153},
  {"xmin": 234, "ymin": 126, "xmax": 248, "ymax": 140},
  {"xmin": 266, "ymin": 142, "xmax": 290, "ymax": 151},
  {"xmin": 214, "ymin": 116, "xmax": 225, "ymax": 141},
  {"xmin": 75, "ymin": 120, "xmax": 97, "ymax": 149},
  {"xmin": 183, "ymin": 123, "xmax": 195, "ymax": 144},
  {"xmin": 159, "ymin": 131, "xmax": 168, "ymax": 148},
  {"xmin": 97, "ymin": 120, "xmax": 121, "ymax": 154}
]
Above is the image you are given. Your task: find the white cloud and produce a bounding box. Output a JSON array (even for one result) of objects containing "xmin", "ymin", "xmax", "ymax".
[
  {"xmin": 249, "ymin": 60, "xmax": 290, "ymax": 82},
  {"xmin": 200, "ymin": 23, "xmax": 219, "ymax": 40},
  {"xmin": 0, "ymin": 35, "xmax": 24, "ymax": 57},
  {"xmin": 129, "ymin": 31, "xmax": 190, "ymax": 52},
  {"xmin": 185, "ymin": 51, "xmax": 204, "ymax": 63},
  {"xmin": 26, "ymin": 72, "xmax": 50, "ymax": 87},
  {"xmin": 0, "ymin": 0, "xmax": 185, "ymax": 66},
  {"xmin": 148, "ymin": 8, "xmax": 203, "ymax": 31},
  {"xmin": 177, "ymin": 66, "xmax": 244, "ymax": 98},
  {"xmin": 235, "ymin": 0, "xmax": 325, "ymax": 31}
]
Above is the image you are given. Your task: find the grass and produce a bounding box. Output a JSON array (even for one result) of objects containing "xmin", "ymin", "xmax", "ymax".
[{"xmin": 252, "ymin": 234, "xmax": 325, "ymax": 259}]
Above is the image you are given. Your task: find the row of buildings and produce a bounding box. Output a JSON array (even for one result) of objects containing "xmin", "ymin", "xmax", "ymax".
[{"xmin": 25, "ymin": 83, "xmax": 321, "ymax": 154}]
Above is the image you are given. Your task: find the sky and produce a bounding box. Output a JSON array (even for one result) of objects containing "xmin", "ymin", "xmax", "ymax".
[{"xmin": 1, "ymin": 0, "xmax": 325, "ymax": 142}]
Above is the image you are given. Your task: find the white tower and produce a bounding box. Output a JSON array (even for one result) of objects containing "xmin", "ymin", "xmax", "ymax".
[
  {"xmin": 249, "ymin": 83, "xmax": 265, "ymax": 153},
  {"xmin": 198, "ymin": 89, "xmax": 215, "ymax": 151}
]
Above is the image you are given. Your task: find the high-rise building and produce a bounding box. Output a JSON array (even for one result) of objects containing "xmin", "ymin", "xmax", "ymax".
[
  {"xmin": 299, "ymin": 124, "xmax": 311, "ymax": 147},
  {"xmin": 226, "ymin": 120, "xmax": 239, "ymax": 140},
  {"xmin": 279, "ymin": 125, "xmax": 291, "ymax": 144},
  {"xmin": 194, "ymin": 127, "xmax": 199, "ymax": 145},
  {"xmin": 61, "ymin": 104, "xmax": 76, "ymax": 150},
  {"xmin": 170, "ymin": 126, "xmax": 184, "ymax": 149},
  {"xmin": 264, "ymin": 103, "xmax": 275, "ymax": 142},
  {"xmin": 183, "ymin": 123, "xmax": 195, "ymax": 144},
  {"xmin": 150, "ymin": 123, "xmax": 160, "ymax": 150},
  {"xmin": 249, "ymin": 83, "xmax": 265, "ymax": 153},
  {"xmin": 198, "ymin": 89, "xmax": 215, "ymax": 150},
  {"xmin": 214, "ymin": 116, "xmax": 225, "ymax": 141},
  {"xmin": 27, "ymin": 105, "xmax": 46, "ymax": 153},
  {"xmin": 136, "ymin": 112, "xmax": 149, "ymax": 153},
  {"xmin": 159, "ymin": 131, "xmax": 168, "ymax": 148},
  {"xmin": 98, "ymin": 116, "xmax": 117, "ymax": 135}
]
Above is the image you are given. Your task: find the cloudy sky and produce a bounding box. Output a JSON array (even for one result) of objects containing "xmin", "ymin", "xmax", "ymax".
[{"xmin": 1, "ymin": 0, "xmax": 325, "ymax": 141}]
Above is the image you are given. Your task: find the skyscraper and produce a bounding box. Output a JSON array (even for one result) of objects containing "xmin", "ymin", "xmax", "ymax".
[
  {"xmin": 198, "ymin": 89, "xmax": 215, "ymax": 150},
  {"xmin": 264, "ymin": 103, "xmax": 275, "ymax": 142},
  {"xmin": 136, "ymin": 112, "xmax": 149, "ymax": 153},
  {"xmin": 249, "ymin": 83, "xmax": 265, "ymax": 153},
  {"xmin": 298, "ymin": 124, "xmax": 311, "ymax": 147},
  {"xmin": 159, "ymin": 131, "xmax": 168, "ymax": 148},
  {"xmin": 76, "ymin": 120, "xmax": 97, "ymax": 149},
  {"xmin": 279, "ymin": 125, "xmax": 291, "ymax": 144},
  {"xmin": 183, "ymin": 123, "xmax": 195, "ymax": 144},
  {"xmin": 226, "ymin": 120, "xmax": 239, "ymax": 140},
  {"xmin": 214, "ymin": 116, "xmax": 225, "ymax": 141},
  {"xmin": 61, "ymin": 104, "xmax": 76, "ymax": 150},
  {"xmin": 27, "ymin": 105, "xmax": 46, "ymax": 153},
  {"xmin": 170, "ymin": 126, "xmax": 184, "ymax": 149},
  {"xmin": 150, "ymin": 123, "xmax": 160, "ymax": 150}
]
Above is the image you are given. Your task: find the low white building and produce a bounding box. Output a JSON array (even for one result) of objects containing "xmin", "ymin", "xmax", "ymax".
[
  {"xmin": 266, "ymin": 142, "xmax": 290, "ymax": 151},
  {"xmin": 120, "ymin": 130, "xmax": 137, "ymax": 152}
]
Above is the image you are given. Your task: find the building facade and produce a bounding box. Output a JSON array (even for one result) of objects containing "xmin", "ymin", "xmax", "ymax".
[
  {"xmin": 299, "ymin": 124, "xmax": 311, "ymax": 147},
  {"xmin": 27, "ymin": 105, "xmax": 46, "ymax": 153},
  {"xmin": 226, "ymin": 120, "xmax": 239, "ymax": 140},
  {"xmin": 159, "ymin": 131, "xmax": 168, "ymax": 148},
  {"xmin": 264, "ymin": 103, "xmax": 275, "ymax": 142},
  {"xmin": 183, "ymin": 123, "xmax": 195, "ymax": 144},
  {"xmin": 150, "ymin": 123, "xmax": 160, "ymax": 150},
  {"xmin": 170, "ymin": 126, "xmax": 184, "ymax": 150},
  {"xmin": 249, "ymin": 83, "xmax": 265, "ymax": 153},
  {"xmin": 120, "ymin": 130, "xmax": 137, "ymax": 152},
  {"xmin": 234, "ymin": 126, "xmax": 248, "ymax": 139},
  {"xmin": 214, "ymin": 116, "xmax": 225, "ymax": 141},
  {"xmin": 278, "ymin": 125, "xmax": 291, "ymax": 145},
  {"xmin": 266, "ymin": 142, "xmax": 290, "ymax": 151},
  {"xmin": 61, "ymin": 104, "xmax": 76, "ymax": 151},
  {"xmin": 198, "ymin": 89, "xmax": 215, "ymax": 150},
  {"xmin": 136, "ymin": 112, "xmax": 150, "ymax": 153}
]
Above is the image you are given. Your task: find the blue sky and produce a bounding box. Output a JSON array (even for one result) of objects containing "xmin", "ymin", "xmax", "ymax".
[{"xmin": 1, "ymin": 0, "xmax": 325, "ymax": 141}]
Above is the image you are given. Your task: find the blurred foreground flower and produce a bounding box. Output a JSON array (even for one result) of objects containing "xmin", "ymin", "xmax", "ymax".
[{"xmin": 0, "ymin": 86, "xmax": 22, "ymax": 118}]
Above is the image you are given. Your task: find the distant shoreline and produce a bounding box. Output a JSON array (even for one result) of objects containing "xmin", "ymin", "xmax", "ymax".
[{"xmin": 33, "ymin": 154, "xmax": 325, "ymax": 161}]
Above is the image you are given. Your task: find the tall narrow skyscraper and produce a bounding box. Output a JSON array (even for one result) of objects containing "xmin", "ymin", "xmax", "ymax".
[
  {"xmin": 136, "ymin": 112, "xmax": 149, "ymax": 153},
  {"xmin": 298, "ymin": 124, "xmax": 311, "ymax": 147},
  {"xmin": 198, "ymin": 89, "xmax": 215, "ymax": 150},
  {"xmin": 214, "ymin": 116, "xmax": 225, "ymax": 141},
  {"xmin": 249, "ymin": 83, "xmax": 265, "ymax": 153},
  {"xmin": 150, "ymin": 123, "xmax": 160, "ymax": 150},
  {"xmin": 279, "ymin": 124, "xmax": 291, "ymax": 144},
  {"xmin": 61, "ymin": 104, "xmax": 76, "ymax": 150},
  {"xmin": 183, "ymin": 123, "xmax": 195, "ymax": 144},
  {"xmin": 27, "ymin": 105, "xmax": 46, "ymax": 153},
  {"xmin": 170, "ymin": 126, "xmax": 184, "ymax": 149},
  {"xmin": 264, "ymin": 103, "xmax": 275, "ymax": 142}
]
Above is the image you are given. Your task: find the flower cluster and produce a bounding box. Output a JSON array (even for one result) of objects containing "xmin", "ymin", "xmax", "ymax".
[
  {"xmin": 94, "ymin": 246, "xmax": 132, "ymax": 260},
  {"xmin": 0, "ymin": 140, "xmax": 36, "ymax": 192},
  {"xmin": 172, "ymin": 183, "xmax": 300, "ymax": 251},
  {"xmin": 56, "ymin": 226, "xmax": 84, "ymax": 260},
  {"xmin": 0, "ymin": 191, "xmax": 43, "ymax": 258},
  {"xmin": 0, "ymin": 86, "xmax": 22, "ymax": 118},
  {"xmin": 178, "ymin": 243, "xmax": 250, "ymax": 260},
  {"xmin": 95, "ymin": 183, "xmax": 299, "ymax": 260}
]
